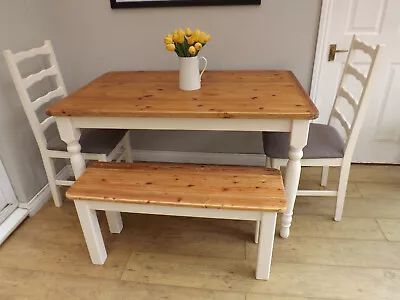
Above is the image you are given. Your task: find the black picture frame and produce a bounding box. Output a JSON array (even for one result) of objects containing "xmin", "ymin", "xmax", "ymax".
[{"xmin": 110, "ymin": 0, "xmax": 261, "ymax": 9}]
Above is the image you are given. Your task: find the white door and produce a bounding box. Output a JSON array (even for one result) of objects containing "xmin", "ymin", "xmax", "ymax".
[
  {"xmin": 311, "ymin": 0, "xmax": 400, "ymax": 163},
  {"xmin": 0, "ymin": 160, "xmax": 18, "ymax": 224}
]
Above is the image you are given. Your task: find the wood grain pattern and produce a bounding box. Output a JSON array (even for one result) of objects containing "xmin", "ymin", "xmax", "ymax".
[
  {"xmin": 46, "ymin": 71, "xmax": 318, "ymax": 120},
  {"xmin": 66, "ymin": 162, "xmax": 286, "ymax": 212},
  {"xmin": 1, "ymin": 165, "xmax": 399, "ymax": 299}
]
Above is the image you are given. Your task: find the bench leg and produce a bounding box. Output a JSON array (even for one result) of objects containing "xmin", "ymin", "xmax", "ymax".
[
  {"xmin": 105, "ymin": 211, "xmax": 124, "ymax": 233},
  {"xmin": 74, "ymin": 201, "xmax": 107, "ymax": 265},
  {"xmin": 256, "ymin": 212, "xmax": 277, "ymax": 280}
]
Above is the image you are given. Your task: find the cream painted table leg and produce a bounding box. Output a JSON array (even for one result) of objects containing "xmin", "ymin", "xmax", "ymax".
[
  {"xmin": 280, "ymin": 120, "xmax": 310, "ymax": 239},
  {"xmin": 56, "ymin": 118, "xmax": 86, "ymax": 178},
  {"xmin": 56, "ymin": 117, "xmax": 123, "ymax": 232}
]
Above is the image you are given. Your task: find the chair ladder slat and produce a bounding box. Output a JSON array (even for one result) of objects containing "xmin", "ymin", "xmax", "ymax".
[
  {"xmin": 346, "ymin": 64, "xmax": 367, "ymax": 86},
  {"xmin": 13, "ymin": 44, "xmax": 50, "ymax": 64},
  {"xmin": 40, "ymin": 116, "xmax": 56, "ymax": 131},
  {"xmin": 23, "ymin": 65, "xmax": 57, "ymax": 88},
  {"xmin": 339, "ymin": 87, "xmax": 359, "ymax": 112},
  {"xmin": 353, "ymin": 38, "xmax": 376, "ymax": 58},
  {"xmin": 32, "ymin": 87, "xmax": 65, "ymax": 111},
  {"xmin": 332, "ymin": 109, "xmax": 351, "ymax": 137}
]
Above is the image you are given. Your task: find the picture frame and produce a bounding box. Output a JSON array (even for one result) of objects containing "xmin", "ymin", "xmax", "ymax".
[{"xmin": 110, "ymin": 0, "xmax": 261, "ymax": 9}]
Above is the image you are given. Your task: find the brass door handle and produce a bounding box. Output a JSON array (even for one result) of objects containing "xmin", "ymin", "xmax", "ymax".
[{"xmin": 328, "ymin": 44, "xmax": 349, "ymax": 61}]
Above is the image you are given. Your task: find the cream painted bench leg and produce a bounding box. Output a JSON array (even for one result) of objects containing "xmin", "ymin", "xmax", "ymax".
[
  {"xmin": 74, "ymin": 200, "xmax": 278, "ymax": 279},
  {"xmin": 105, "ymin": 211, "xmax": 124, "ymax": 233},
  {"xmin": 74, "ymin": 201, "xmax": 107, "ymax": 265},
  {"xmin": 256, "ymin": 212, "xmax": 277, "ymax": 280}
]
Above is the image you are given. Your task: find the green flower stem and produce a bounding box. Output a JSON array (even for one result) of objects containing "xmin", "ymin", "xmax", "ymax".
[
  {"xmin": 183, "ymin": 38, "xmax": 189, "ymax": 57},
  {"xmin": 175, "ymin": 42, "xmax": 183, "ymax": 57}
]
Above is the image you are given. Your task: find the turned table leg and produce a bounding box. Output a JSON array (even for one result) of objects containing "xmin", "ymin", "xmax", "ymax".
[
  {"xmin": 56, "ymin": 117, "xmax": 86, "ymax": 178},
  {"xmin": 280, "ymin": 120, "xmax": 310, "ymax": 239},
  {"xmin": 56, "ymin": 117, "xmax": 123, "ymax": 230}
]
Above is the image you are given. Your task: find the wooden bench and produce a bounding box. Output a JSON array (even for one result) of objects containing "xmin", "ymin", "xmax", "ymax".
[{"xmin": 66, "ymin": 162, "xmax": 286, "ymax": 280}]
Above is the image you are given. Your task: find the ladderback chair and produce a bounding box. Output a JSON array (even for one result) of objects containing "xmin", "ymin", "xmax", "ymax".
[
  {"xmin": 3, "ymin": 40, "xmax": 132, "ymax": 207},
  {"xmin": 262, "ymin": 36, "xmax": 383, "ymax": 223}
]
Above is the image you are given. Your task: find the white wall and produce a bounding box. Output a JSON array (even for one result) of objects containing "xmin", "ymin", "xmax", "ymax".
[
  {"xmin": 52, "ymin": 0, "xmax": 321, "ymax": 91},
  {"xmin": 50, "ymin": 0, "xmax": 321, "ymax": 154},
  {"xmin": 0, "ymin": 0, "xmax": 57, "ymax": 203},
  {"xmin": 0, "ymin": 0, "xmax": 321, "ymax": 202}
]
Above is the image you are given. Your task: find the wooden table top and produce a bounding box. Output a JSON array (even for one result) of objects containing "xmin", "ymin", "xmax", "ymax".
[
  {"xmin": 47, "ymin": 70, "xmax": 318, "ymax": 120},
  {"xmin": 66, "ymin": 162, "xmax": 287, "ymax": 212}
]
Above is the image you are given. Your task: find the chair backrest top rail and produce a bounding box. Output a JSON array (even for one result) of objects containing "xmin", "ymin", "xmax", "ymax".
[{"xmin": 12, "ymin": 42, "xmax": 50, "ymax": 64}]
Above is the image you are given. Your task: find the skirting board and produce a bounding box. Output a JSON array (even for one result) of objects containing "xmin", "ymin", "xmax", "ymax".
[
  {"xmin": 131, "ymin": 150, "xmax": 266, "ymax": 166},
  {"xmin": 19, "ymin": 165, "xmax": 71, "ymax": 216},
  {"xmin": 0, "ymin": 208, "xmax": 29, "ymax": 245}
]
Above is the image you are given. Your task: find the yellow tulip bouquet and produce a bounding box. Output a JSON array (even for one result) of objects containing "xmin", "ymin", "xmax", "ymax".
[{"xmin": 164, "ymin": 28, "xmax": 211, "ymax": 57}]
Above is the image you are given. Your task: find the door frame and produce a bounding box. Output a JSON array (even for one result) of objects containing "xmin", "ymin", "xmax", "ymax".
[
  {"xmin": 0, "ymin": 158, "xmax": 28, "ymax": 244},
  {"xmin": 310, "ymin": 0, "xmax": 334, "ymax": 102}
]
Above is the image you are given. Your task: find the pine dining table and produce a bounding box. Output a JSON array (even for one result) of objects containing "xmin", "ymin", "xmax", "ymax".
[{"xmin": 46, "ymin": 70, "xmax": 318, "ymax": 238}]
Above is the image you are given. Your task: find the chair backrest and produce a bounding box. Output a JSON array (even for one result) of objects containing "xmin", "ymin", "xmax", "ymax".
[
  {"xmin": 328, "ymin": 36, "xmax": 383, "ymax": 160},
  {"xmin": 3, "ymin": 40, "xmax": 67, "ymax": 153}
]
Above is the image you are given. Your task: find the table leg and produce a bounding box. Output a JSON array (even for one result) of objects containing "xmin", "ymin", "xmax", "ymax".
[
  {"xmin": 56, "ymin": 117, "xmax": 86, "ymax": 178},
  {"xmin": 280, "ymin": 120, "xmax": 310, "ymax": 239}
]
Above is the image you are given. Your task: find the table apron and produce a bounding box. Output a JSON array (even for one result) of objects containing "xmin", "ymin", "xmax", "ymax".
[{"xmin": 66, "ymin": 116, "xmax": 294, "ymax": 132}]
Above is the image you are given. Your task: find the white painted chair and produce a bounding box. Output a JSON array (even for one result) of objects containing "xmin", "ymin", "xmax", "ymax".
[
  {"xmin": 262, "ymin": 36, "xmax": 383, "ymax": 223},
  {"xmin": 3, "ymin": 40, "xmax": 132, "ymax": 207}
]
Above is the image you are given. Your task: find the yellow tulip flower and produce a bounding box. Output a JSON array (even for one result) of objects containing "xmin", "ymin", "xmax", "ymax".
[
  {"xmin": 205, "ymin": 34, "xmax": 211, "ymax": 42},
  {"xmin": 178, "ymin": 28, "xmax": 185, "ymax": 36},
  {"xmin": 173, "ymin": 33, "xmax": 184, "ymax": 44},
  {"xmin": 166, "ymin": 44, "xmax": 176, "ymax": 52},
  {"xmin": 198, "ymin": 32, "xmax": 208, "ymax": 44},
  {"xmin": 164, "ymin": 35, "xmax": 173, "ymax": 45},
  {"xmin": 187, "ymin": 37, "xmax": 195, "ymax": 45},
  {"xmin": 177, "ymin": 33, "xmax": 185, "ymax": 44},
  {"xmin": 185, "ymin": 27, "xmax": 192, "ymax": 37},
  {"xmin": 192, "ymin": 29, "xmax": 201, "ymax": 42},
  {"xmin": 188, "ymin": 46, "xmax": 196, "ymax": 55},
  {"xmin": 195, "ymin": 42, "xmax": 202, "ymax": 51}
]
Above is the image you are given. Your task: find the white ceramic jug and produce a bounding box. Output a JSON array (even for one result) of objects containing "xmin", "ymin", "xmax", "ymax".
[{"xmin": 179, "ymin": 56, "xmax": 207, "ymax": 91}]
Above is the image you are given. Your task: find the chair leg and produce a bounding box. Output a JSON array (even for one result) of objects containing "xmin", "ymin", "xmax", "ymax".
[
  {"xmin": 271, "ymin": 159, "xmax": 280, "ymax": 170},
  {"xmin": 124, "ymin": 132, "xmax": 133, "ymax": 162},
  {"xmin": 256, "ymin": 212, "xmax": 277, "ymax": 280},
  {"xmin": 334, "ymin": 163, "xmax": 351, "ymax": 221},
  {"xmin": 255, "ymin": 221, "xmax": 260, "ymax": 244},
  {"xmin": 43, "ymin": 157, "xmax": 63, "ymax": 207},
  {"xmin": 105, "ymin": 211, "xmax": 124, "ymax": 233},
  {"xmin": 265, "ymin": 157, "xmax": 272, "ymax": 168},
  {"xmin": 321, "ymin": 166, "xmax": 329, "ymax": 187},
  {"xmin": 74, "ymin": 201, "xmax": 107, "ymax": 264}
]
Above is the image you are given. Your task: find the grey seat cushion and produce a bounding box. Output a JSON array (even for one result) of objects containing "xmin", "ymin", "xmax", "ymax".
[
  {"xmin": 48, "ymin": 129, "xmax": 127, "ymax": 155},
  {"xmin": 263, "ymin": 123, "xmax": 345, "ymax": 159}
]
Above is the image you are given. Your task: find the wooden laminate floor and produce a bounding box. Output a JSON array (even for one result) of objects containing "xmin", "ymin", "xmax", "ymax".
[{"xmin": 1, "ymin": 165, "xmax": 399, "ymax": 300}]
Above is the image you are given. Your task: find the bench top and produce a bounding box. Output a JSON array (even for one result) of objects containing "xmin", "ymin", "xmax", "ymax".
[{"xmin": 66, "ymin": 162, "xmax": 286, "ymax": 212}]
